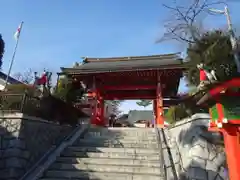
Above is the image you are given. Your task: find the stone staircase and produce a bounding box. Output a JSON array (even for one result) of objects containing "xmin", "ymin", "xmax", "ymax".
[{"xmin": 39, "ymin": 127, "xmax": 164, "ymax": 180}]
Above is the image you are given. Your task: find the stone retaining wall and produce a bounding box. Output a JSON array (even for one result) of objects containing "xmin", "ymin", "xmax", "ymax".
[
  {"xmin": 0, "ymin": 113, "xmax": 74, "ymax": 180},
  {"xmin": 167, "ymin": 114, "xmax": 228, "ymax": 180}
]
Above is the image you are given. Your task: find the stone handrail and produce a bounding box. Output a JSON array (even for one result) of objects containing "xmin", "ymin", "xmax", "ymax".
[
  {"xmin": 156, "ymin": 127, "xmax": 179, "ymax": 180},
  {"xmin": 169, "ymin": 113, "xmax": 210, "ymax": 129},
  {"xmin": 19, "ymin": 122, "xmax": 90, "ymax": 180},
  {"xmin": 155, "ymin": 127, "xmax": 167, "ymax": 179}
]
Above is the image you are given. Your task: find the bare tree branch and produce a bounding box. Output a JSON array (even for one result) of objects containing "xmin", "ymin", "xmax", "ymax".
[
  {"xmin": 157, "ymin": 0, "xmax": 227, "ymax": 44},
  {"xmin": 13, "ymin": 69, "xmax": 34, "ymax": 84}
]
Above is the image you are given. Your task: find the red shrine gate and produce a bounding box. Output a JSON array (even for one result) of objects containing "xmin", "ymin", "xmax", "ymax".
[{"xmin": 60, "ymin": 53, "xmax": 185, "ymax": 127}]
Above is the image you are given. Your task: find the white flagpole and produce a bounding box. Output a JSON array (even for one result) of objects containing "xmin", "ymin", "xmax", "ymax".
[{"xmin": 4, "ymin": 21, "xmax": 24, "ymax": 91}]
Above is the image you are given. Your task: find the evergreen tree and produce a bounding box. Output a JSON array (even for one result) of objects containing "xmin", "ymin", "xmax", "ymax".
[
  {"xmin": 0, "ymin": 34, "xmax": 5, "ymax": 68},
  {"xmin": 54, "ymin": 76, "xmax": 124, "ymax": 115},
  {"xmin": 185, "ymin": 30, "xmax": 238, "ymax": 86},
  {"xmin": 136, "ymin": 100, "xmax": 152, "ymax": 108},
  {"xmin": 105, "ymin": 100, "xmax": 123, "ymax": 115}
]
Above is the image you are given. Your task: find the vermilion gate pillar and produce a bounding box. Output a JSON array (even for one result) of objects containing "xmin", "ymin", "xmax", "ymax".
[
  {"xmin": 90, "ymin": 77, "xmax": 105, "ymax": 126},
  {"xmin": 90, "ymin": 91, "xmax": 105, "ymax": 126},
  {"xmin": 155, "ymin": 82, "xmax": 164, "ymax": 127},
  {"xmin": 202, "ymin": 78, "xmax": 240, "ymax": 180}
]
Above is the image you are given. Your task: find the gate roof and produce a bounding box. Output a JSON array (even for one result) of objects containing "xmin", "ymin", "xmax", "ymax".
[{"xmin": 61, "ymin": 53, "xmax": 185, "ymax": 75}]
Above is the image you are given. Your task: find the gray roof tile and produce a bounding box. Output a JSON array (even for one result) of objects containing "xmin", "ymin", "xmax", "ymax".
[{"xmin": 61, "ymin": 53, "xmax": 185, "ymax": 74}]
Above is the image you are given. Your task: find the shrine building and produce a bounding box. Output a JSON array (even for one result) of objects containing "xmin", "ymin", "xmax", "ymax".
[{"xmin": 59, "ymin": 53, "xmax": 186, "ymax": 127}]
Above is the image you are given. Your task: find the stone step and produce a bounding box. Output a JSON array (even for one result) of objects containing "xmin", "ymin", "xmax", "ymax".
[
  {"xmin": 74, "ymin": 139, "xmax": 158, "ymax": 147},
  {"xmin": 61, "ymin": 151, "xmax": 160, "ymax": 160},
  {"xmin": 78, "ymin": 136, "xmax": 157, "ymax": 144},
  {"xmin": 75, "ymin": 139, "xmax": 159, "ymax": 149},
  {"xmin": 41, "ymin": 179, "xmax": 104, "ymax": 180},
  {"xmin": 86, "ymin": 128, "xmax": 156, "ymax": 137},
  {"xmin": 43, "ymin": 171, "xmax": 164, "ymax": 180},
  {"xmin": 88, "ymin": 127, "xmax": 155, "ymax": 132},
  {"xmin": 84, "ymin": 130, "xmax": 156, "ymax": 136},
  {"xmin": 66, "ymin": 146, "xmax": 160, "ymax": 154},
  {"xmin": 82, "ymin": 134, "xmax": 157, "ymax": 140},
  {"xmin": 81, "ymin": 135, "xmax": 157, "ymax": 141},
  {"xmin": 84, "ymin": 133, "xmax": 157, "ymax": 139},
  {"xmin": 49, "ymin": 163, "xmax": 162, "ymax": 175},
  {"xmin": 55, "ymin": 157, "xmax": 160, "ymax": 167}
]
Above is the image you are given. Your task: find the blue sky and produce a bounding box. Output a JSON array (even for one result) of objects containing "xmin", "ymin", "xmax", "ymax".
[{"xmin": 0, "ymin": 0, "xmax": 240, "ymax": 114}]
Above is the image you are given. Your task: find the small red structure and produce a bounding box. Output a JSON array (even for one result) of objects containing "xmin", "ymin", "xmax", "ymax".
[
  {"xmin": 60, "ymin": 53, "xmax": 185, "ymax": 127},
  {"xmin": 197, "ymin": 77, "xmax": 240, "ymax": 180}
]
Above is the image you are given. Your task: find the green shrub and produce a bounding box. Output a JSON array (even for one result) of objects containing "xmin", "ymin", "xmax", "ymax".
[
  {"xmin": 0, "ymin": 94, "xmax": 23, "ymax": 111},
  {"xmin": 165, "ymin": 105, "xmax": 189, "ymax": 124},
  {"xmin": 6, "ymin": 84, "xmax": 39, "ymax": 96},
  {"xmin": 0, "ymin": 84, "xmax": 41, "ymax": 111}
]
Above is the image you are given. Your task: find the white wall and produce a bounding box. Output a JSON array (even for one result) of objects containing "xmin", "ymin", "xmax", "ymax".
[
  {"xmin": 0, "ymin": 78, "xmax": 6, "ymax": 90},
  {"xmin": 134, "ymin": 123, "xmax": 146, "ymax": 128},
  {"xmin": 0, "ymin": 84, "xmax": 4, "ymax": 91}
]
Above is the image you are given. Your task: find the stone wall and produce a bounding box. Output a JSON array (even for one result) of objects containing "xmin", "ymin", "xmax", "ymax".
[
  {"xmin": 0, "ymin": 113, "xmax": 74, "ymax": 180},
  {"xmin": 166, "ymin": 114, "xmax": 228, "ymax": 180}
]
